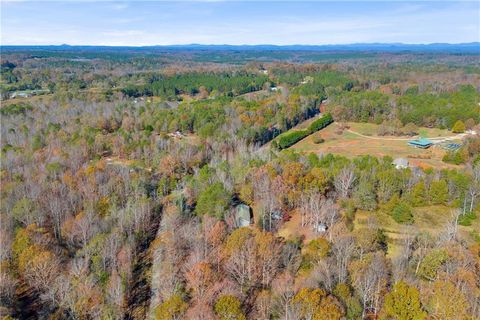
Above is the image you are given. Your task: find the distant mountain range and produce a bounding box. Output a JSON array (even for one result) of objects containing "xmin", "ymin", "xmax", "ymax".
[
  {"xmin": 2, "ymin": 42, "xmax": 479, "ymax": 53},
  {"xmin": 162, "ymin": 42, "xmax": 480, "ymax": 52}
]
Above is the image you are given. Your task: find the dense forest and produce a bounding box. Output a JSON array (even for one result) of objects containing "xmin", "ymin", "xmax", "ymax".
[{"xmin": 1, "ymin": 47, "xmax": 480, "ymax": 320}]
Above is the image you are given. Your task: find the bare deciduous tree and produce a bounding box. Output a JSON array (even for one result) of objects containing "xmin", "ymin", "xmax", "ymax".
[
  {"xmin": 334, "ymin": 166, "xmax": 356, "ymax": 198},
  {"xmin": 332, "ymin": 235, "xmax": 355, "ymax": 284}
]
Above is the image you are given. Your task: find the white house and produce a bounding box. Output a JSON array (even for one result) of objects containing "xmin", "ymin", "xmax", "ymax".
[{"xmin": 392, "ymin": 158, "xmax": 409, "ymax": 169}]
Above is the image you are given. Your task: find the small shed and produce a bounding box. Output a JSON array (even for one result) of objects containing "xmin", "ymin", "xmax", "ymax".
[
  {"xmin": 271, "ymin": 210, "xmax": 283, "ymax": 221},
  {"xmin": 313, "ymin": 223, "xmax": 327, "ymax": 233},
  {"xmin": 392, "ymin": 158, "xmax": 409, "ymax": 169},
  {"xmin": 234, "ymin": 204, "xmax": 252, "ymax": 228}
]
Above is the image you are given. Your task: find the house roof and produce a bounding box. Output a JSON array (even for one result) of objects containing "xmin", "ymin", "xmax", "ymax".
[
  {"xmin": 393, "ymin": 158, "xmax": 409, "ymax": 166},
  {"xmin": 235, "ymin": 204, "xmax": 251, "ymax": 227},
  {"xmin": 408, "ymin": 138, "xmax": 433, "ymax": 146}
]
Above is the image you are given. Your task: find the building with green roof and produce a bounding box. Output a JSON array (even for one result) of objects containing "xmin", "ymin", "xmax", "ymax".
[{"xmin": 408, "ymin": 138, "xmax": 433, "ymax": 149}]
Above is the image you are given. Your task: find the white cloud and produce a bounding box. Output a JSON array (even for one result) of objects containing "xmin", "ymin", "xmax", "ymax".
[{"xmin": 1, "ymin": 1, "xmax": 478, "ymax": 45}]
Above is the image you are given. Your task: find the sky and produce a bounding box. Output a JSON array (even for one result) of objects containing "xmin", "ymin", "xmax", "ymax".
[{"xmin": 1, "ymin": 1, "xmax": 479, "ymax": 46}]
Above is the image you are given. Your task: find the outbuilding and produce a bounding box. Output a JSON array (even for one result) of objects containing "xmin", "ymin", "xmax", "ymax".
[
  {"xmin": 408, "ymin": 138, "xmax": 433, "ymax": 149},
  {"xmin": 313, "ymin": 223, "xmax": 328, "ymax": 233},
  {"xmin": 392, "ymin": 158, "xmax": 409, "ymax": 169},
  {"xmin": 234, "ymin": 203, "xmax": 252, "ymax": 228}
]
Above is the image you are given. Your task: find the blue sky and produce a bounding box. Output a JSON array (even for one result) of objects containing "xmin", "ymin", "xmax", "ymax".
[{"xmin": 1, "ymin": 1, "xmax": 479, "ymax": 45}]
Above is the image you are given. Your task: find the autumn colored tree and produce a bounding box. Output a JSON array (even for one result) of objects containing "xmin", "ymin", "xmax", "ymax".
[
  {"xmin": 155, "ymin": 294, "xmax": 188, "ymax": 320},
  {"xmin": 417, "ymin": 249, "xmax": 448, "ymax": 281},
  {"xmin": 452, "ymin": 120, "xmax": 466, "ymax": 133},
  {"xmin": 253, "ymin": 289, "xmax": 273, "ymax": 320},
  {"xmin": 425, "ymin": 280, "xmax": 469, "ymax": 320},
  {"xmin": 293, "ymin": 287, "xmax": 344, "ymax": 320},
  {"xmin": 300, "ymin": 167, "xmax": 329, "ymax": 194},
  {"xmin": 302, "ymin": 237, "xmax": 330, "ymax": 269},
  {"xmin": 24, "ymin": 250, "xmax": 60, "ymax": 292},
  {"xmin": 349, "ymin": 252, "xmax": 389, "ymax": 318},
  {"xmin": 11, "ymin": 197, "xmax": 37, "ymax": 226},
  {"xmin": 214, "ymin": 295, "xmax": 246, "ymax": 320},
  {"xmin": 185, "ymin": 262, "xmax": 216, "ymax": 302},
  {"xmin": 464, "ymin": 118, "xmax": 476, "ymax": 130},
  {"xmin": 333, "ymin": 283, "xmax": 362, "ymax": 320},
  {"xmin": 255, "ymin": 231, "xmax": 283, "ymax": 287},
  {"xmin": 223, "ymin": 228, "xmax": 282, "ymax": 291},
  {"xmin": 12, "ymin": 226, "xmax": 61, "ymax": 292},
  {"xmin": 382, "ymin": 281, "xmax": 426, "ymax": 320},
  {"xmin": 239, "ymin": 183, "xmax": 254, "ymax": 206}
]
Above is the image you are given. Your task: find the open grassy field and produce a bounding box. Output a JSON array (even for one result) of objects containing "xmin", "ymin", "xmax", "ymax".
[
  {"xmin": 354, "ymin": 206, "xmax": 480, "ymax": 258},
  {"xmin": 346, "ymin": 122, "xmax": 451, "ymax": 138},
  {"xmin": 289, "ymin": 121, "xmax": 463, "ymax": 169}
]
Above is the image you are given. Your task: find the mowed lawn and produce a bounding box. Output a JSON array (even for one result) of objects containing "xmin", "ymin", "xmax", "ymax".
[
  {"xmin": 346, "ymin": 122, "xmax": 451, "ymax": 138},
  {"xmin": 289, "ymin": 122, "xmax": 462, "ymax": 169}
]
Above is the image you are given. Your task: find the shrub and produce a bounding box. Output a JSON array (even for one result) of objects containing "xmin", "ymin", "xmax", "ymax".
[
  {"xmin": 465, "ymin": 118, "xmax": 476, "ymax": 130},
  {"xmin": 418, "ymin": 249, "xmax": 448, "ymax": 280},
  {"xmin": 275, "ymin": 113, "xmax": 333, "ymax": 150},
  {"xmin": 354, "ymin": 179, "xmax": 377, "ymax": 211},
  {"xmin": 452, "ymin": 120, "xmax": 466, "ymax": 133},
  {"xmin": 392, "ymin": 202, "xmax": 414, "ymax": 224},
  {"xmin": 313, "ymin": 135, "xmax": 325, "ymax": 144},
  {"xmin": 308, "ymin": 113, "xmax": 333, "ymax": 133},
  {"xmin": 276, "ymin": 130, "xmax": 309, "ymax": 149},
  {"xmin": 429, "ymin": 180, "xmax": 448, "ymax": 205},
  {"xmin": 458, "ymin": 211, "xmax": 477, "ymax": 226},
  {"xmin": 442, "ymin": 149, "xmax": 468, "ymax": 165},
  {"xmin": 409, "ymin": 182, "xmax": 427, "ymax": 207},
  {"xmin": 32, "ymin": 134, "xmax": 45, "ymax": 151},
  {"xmin": 0, "ymin": 103, "xmax": 33, "ymax": 116}
]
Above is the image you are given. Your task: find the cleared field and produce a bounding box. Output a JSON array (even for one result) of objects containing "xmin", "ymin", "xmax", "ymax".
[
  {"xmin": 277, "ymin": 209, "xmax": 319, "ymax": 243},
  {"xmin": 346, "ymin": 122, "xmax": 451, "ymax": 138},
  {"xmin": 276, "ymin": 204, "xmax": 478, "ymax": 258},
  {"xmin": 289, "ymin": 122, "xmax": 463, "ymax": 169},
  {"xmin": 354, "ymin": 206, "xmax": 479, "ymax": 258}
]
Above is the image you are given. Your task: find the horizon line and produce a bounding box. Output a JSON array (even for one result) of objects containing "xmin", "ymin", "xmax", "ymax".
[{"xmin": 2, "ymin": 42, "xmax": 480, "ymax": 47}]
